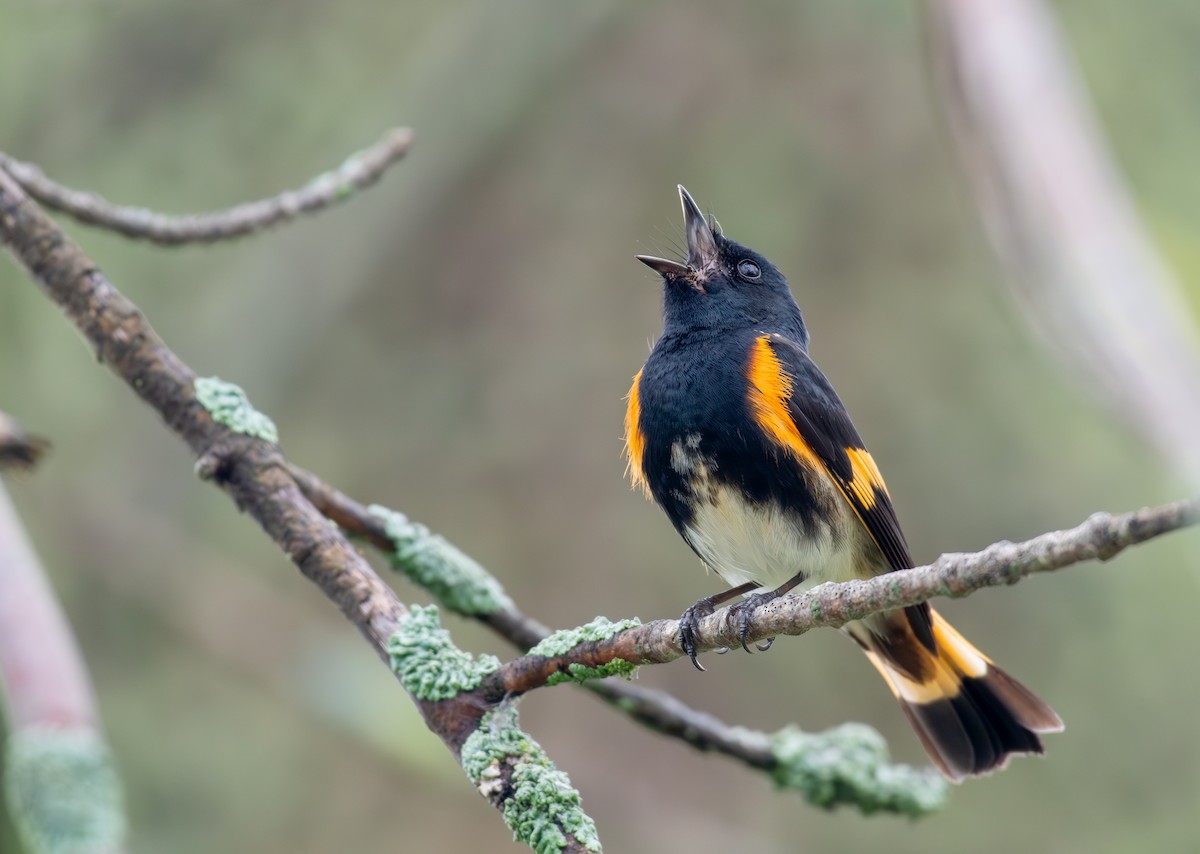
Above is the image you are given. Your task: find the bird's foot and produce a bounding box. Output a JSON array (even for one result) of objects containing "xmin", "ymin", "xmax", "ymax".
[
  {"xmin": 729, "ymin": 590, "xmax": 783, "ymax": 654},
  {"xmin": 678, "ymin": 581, "xmax": 762, "ymax": 670},
  {"xmin": 679, "ymin": 598, "xmax": 717, "ymax": 671}
]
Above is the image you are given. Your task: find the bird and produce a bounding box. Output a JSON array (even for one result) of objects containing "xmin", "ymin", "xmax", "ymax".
[{"xmin": 624, "ymin": 185, "xmax": 1062, "ymax": 781}]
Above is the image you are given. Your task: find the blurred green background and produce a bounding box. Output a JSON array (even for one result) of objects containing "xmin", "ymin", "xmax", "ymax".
[{"xmin": 2, "ymin": 1, "xmax": 1199, "ymax": 851}]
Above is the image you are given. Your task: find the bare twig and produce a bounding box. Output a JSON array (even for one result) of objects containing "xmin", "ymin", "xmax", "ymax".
[
  {"xmin": 0, "ymin": 411, "xmax": 50, "ymax": 471},
  {"xmin": 480, "ymin": 497, "xmax": 1199, "ymax": 695},
  {"xmin": 925, "ymin": 0, "xmax": 1200, "ymax": 481},
  {"xmin": 0, "ymin": 128, "xmax": 412, "ymax": 245}
]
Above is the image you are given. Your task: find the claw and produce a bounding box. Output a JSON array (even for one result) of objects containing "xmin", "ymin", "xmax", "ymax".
[
  {"xmin": 679, "ymin": 598, "xmax": 716, "ymax": 672},
  {"xmin": 738, "ymin": 605, "xmax": 756, "ymax": 653},
  {"xmin": 680, "ymin": 621, "xmax": 705, "ymax": 671},
  {"xmin": 731, "ymin": 589, "xmax": 785, "ymax": 653},
  {"xmin": 714, "ymin": 646, "xmax": 730, "ymax": 655}
]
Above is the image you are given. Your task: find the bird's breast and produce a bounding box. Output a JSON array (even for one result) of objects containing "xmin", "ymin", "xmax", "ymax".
[{"xmin": 668, "ymin": 435, "xmax": 861, "ymax": 591}]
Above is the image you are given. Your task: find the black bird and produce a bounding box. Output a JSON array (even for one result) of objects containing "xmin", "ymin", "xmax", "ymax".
[{"xmin": 624, "ymin": 185, "xmax": 1062, "ymax": 780}]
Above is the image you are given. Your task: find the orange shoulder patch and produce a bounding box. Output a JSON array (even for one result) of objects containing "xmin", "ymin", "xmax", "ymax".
[
  {"xmin": 623, "ymin": 369, "xmax": 650, "ymax": 497},
  {"xmin": 745, "ymin": 336, "xmax": 821, "ymax": 469},
  {"xmin": 746, "ymin": 335, "xmax": 894, "ymax": 545}
]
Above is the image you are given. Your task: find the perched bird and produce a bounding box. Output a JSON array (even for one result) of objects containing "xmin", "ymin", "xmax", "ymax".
[{"xmin": 624, "ymin": 186, "xmax": 1062, "ymax": 780}]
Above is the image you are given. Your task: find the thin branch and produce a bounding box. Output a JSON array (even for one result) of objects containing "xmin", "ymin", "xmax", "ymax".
[
  {"xmin": 0, "ymin": 481, "xmax": 128, "ymax": 853},
  {"xmin": 481, "ymin": 497, "xmax": 1200, "ymax": 695},
  {"xmin": 924, "ymin": 0, "xmax": 1200, "ymax": 482},
  {"xmin": 0, "ymin": 128, "xmax": 413, "ymax": 245}
]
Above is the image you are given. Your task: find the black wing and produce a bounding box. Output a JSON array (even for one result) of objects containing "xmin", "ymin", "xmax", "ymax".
[{"xmin": 745, "ymin": 333, "xmax": 933, "ymax": 645}]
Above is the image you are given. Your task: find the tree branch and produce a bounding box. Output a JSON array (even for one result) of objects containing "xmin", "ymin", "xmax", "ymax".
[
  {"xmin": 0, "ymin": 128, "xmax": 412, "ymax": 245},
  {"xmin": 480, "ymin": 497, "xmax": 1199, "ymax": 695}
]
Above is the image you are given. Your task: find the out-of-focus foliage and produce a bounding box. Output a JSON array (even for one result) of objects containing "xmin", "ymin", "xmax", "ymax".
[{"xmin": 1, "ymin": 1, "xmax": 1198, "ymax": 851}]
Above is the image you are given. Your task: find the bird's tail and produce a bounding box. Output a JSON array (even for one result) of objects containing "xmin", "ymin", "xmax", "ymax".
[{"xmin": 858, "ymin": 607, "xmax": 1063, "ymax": 781}]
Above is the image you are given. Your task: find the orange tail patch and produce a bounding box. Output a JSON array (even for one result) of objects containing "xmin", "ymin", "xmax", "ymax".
[{"xmin": 861, "ymin": 608, "xmax": 1062, "ymax": 781}]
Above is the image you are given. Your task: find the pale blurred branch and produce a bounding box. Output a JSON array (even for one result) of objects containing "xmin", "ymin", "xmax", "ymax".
[
  {"xmin": 0, "ymin": 412, "xmax": 50, "ymax": 472},
  {"xmin": 925, "ymin": 0, "xmax": 1200, "ymax": 482},
  {"xmin": 0, "ymin": 128, "xmax": 412, "ymax": 246},
  {"xmin": 0, "ymin": 481, "xmax": 127, "ymax": 853}
]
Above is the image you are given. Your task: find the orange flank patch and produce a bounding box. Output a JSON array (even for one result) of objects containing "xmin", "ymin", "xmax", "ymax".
[
  {"xmin": 745, "ymin": 336, "xmax": 822, "ymax": 470},
  {"xmin": 624, "ymin": 370, "xmax": 650, "ymax": 497},
  {"xmin": 845, "ymin": 447, "xmax": 888, "ymax": 510}
]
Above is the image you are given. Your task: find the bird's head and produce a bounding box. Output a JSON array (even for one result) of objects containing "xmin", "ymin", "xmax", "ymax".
[{"xmin": 638, "ymin": 186, "xmax": 807, "ymax": 346}]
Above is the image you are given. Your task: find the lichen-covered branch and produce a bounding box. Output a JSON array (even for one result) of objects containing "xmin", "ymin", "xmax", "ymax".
[
  {"xmin": 461, "ymin": 704, "xmax": 601, "ymax": 854},
  {"xmin": 0, "ymin": 167, "xmax": 597, "ymax": 852},
  {"xmin": 390, "ymin": 610, "xmax": 600, "ymax": 852},
  {"xmin": 0, "ymin": 128, "xmax": 412, "ymax": 245},
  {"xmin": 0, "ymin": 481, "xmax": 128, "ymax": 853}
]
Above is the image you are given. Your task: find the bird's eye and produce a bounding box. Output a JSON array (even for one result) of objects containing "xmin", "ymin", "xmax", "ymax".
[{"xmin": 737, "ymin": 259, "xmax": 761, "ymax": 280}]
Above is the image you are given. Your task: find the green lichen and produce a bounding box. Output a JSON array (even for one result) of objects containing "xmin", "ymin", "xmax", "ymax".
[
  {"xmin": 770, "ymin": 722, "xmax": 948, "ymax": 817},
  {"xmin": 368, "ymin": 504, "xmax": 513, "ymax": 616},
  {"xmin": 543, "ymin": 661, "xmax": 636, "ymax": 688},
  {"xmin": 5, "ymin": 726, "xmax": 127, "ymax": 854},
  {"xmin": 194, "ymin": 376, "xmax": 279, "ymax": 442},
  {"xmin": 528, "ymin": 617, "xmax": 640, "ymax": 687},
  {"xmin": 387, "ymin": 605, "xmax": 500, "ymax": 701},
  {"xmin": 461, "ymin": 704, "xmax": 602, "ymax": 853}
]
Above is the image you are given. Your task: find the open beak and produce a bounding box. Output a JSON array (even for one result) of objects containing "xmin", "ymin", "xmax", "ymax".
[
  {"xmin": 637, "ymin": 185, "xmax": 718, "ymax": 280},
  {"xmin": 677, "ymin": 184, "xmax": 717, "ymax": 269}
]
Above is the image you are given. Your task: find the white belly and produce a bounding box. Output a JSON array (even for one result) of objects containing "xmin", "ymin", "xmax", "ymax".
[{"xmin": 680, "ymin": 473, "xmax": 861, "ymax": 592}]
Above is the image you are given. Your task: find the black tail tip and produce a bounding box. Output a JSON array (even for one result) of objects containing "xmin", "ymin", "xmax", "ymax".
[{"xmin": 904, "ymin": 667, "xmax": 1062, "ymax": 782}]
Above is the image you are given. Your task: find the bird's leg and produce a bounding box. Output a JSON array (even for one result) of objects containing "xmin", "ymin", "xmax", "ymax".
[
  {"xmin": 730, "ymin": 573, "xmax": 805, "ymax": 654},
  {"xmin": 679, "ymin": 581, "xmax": 760, "ymax": 671}
]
